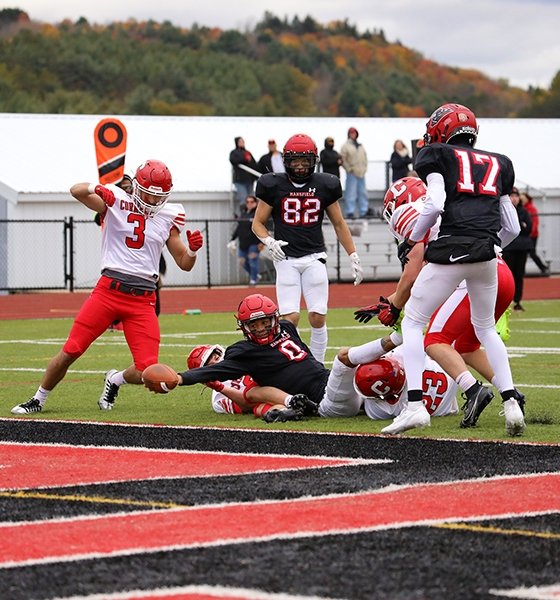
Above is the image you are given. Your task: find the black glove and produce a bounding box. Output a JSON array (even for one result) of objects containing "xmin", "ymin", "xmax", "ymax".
[
  {"xmin": 354, "ymin": 296, "xmax": 389, "ymax": 324},
  {"xmin": 397, "ymin": 238, "xmax": 415, "ymax": 266}
]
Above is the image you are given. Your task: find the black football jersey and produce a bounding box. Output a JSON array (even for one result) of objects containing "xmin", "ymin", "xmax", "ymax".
[
  {"xmin": 178, "ymin": 321, "xmax": 330, "ymax": 405},
  {"xmin": 414, "ymin": 142, "xmax": 515, "ymax": 244},
  {"xmin": 255, "ymin": 172, "xmax": 342, "ymax": 257}
]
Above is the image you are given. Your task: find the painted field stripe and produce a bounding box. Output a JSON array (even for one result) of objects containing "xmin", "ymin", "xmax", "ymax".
[
  {"xmin": 1, "ymin": 473, "xmax": 558, "ymax": 568},
  {"xmin": 49, "ymin": 582, "xmax": 342, "ymax": 600},
  {"xmin": 0, "ymin": 442, "xmax": 383, "ymax": 490}
]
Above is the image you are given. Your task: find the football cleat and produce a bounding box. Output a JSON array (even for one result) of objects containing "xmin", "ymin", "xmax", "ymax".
[
  {"xmin": 500, "ymin": 398, "xmax": 526, "ymax": 437},
  {"xmin": 460, "ymin": 383, "xmax": 494, "ymax": 428},
  {"xmin": 11, "ymin": 398, "xmax": 43, "ymax": 415},
  {"xmin": 263, "ymin": 408, "xmax": 304, "ymax": 423},
  {"xmin": 98, "ymin": 369, "xmax": 119, "ymax": 410},
  {"xmin": 288, "ymin": 393, "xmax": 319, "ymax": 416},
  {"xmin": 381, "ymin": 402, "xmax": 430, "ymax": 435}
]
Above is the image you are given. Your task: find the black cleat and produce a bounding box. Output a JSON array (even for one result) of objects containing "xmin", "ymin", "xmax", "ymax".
[
  {"xmin": 513, "ymin": 388, "xmax": 526, "ymax": 415},
  {"xmin": 263, "ymin": 408, "xmax": 304, "ymax": 423},
  {"xmin": 11, "ymin": 398, "xmax": 43, "ymax": 415},
  {"xmin": 98, "ymin": 369, "xmax": 119, "ymax": 410},
  {"xmin": 460, "ymin": 383, "xmax": 494, "ymax": 428},
  {"xmin": 288, "ymin": 393, "xmax": 319, "ymax": 416}
]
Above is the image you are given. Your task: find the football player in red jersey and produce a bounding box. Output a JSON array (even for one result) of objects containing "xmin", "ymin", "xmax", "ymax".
[
  {"xmin": 12, "ymin": 159, "xmax": 204, "ymax": 416},
  {"xmin": 251, "ymin": 133, "xmax": 363, "ymax": 365},
  {"xmin": 391, "ymin": 104, "xmax": 525, "ymax": 436}
]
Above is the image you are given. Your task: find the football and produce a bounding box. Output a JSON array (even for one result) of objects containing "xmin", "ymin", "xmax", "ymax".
[{"xmin": 142, "ymin": 363, "xmax": 179, "ymax": 394}]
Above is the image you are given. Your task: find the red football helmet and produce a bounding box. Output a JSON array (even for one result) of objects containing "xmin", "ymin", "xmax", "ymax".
[
  {"xmin": 236, "ymin": 293, "xmax": 280, "ymax": 345},
  {"xmin": 383, "ymin": 177, "xmax": 427, "ymax": 223},
  {"xmin": 353, "ymin": 356, "xmax": 406, "ymax": 403},
  {"xmin": 132, "ymin": 159, "xmax": 173, "ymax": 216},
  {"xmin": 283, "ymin": 133, "xmax": 318, "ymax": 183},
  {"xmin": 187, "ymin": 344, "xmax": 225, "ymax": 370},
  {"xmin": 424, "ymin": 103, "xmax": 478, "ymax": 146}
]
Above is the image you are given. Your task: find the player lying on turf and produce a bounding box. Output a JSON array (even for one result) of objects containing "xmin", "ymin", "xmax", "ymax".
[{"xmin": 185, "ymin": 343, "xmax": 312, "ymax": 423}]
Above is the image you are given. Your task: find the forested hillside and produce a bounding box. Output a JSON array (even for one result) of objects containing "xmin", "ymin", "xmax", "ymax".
[{"xmin": 0, "ymin": 9, "xmax": 557, "ymax": 117}]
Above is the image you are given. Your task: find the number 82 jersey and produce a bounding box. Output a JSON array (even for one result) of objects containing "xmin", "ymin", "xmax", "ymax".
[{"xmin": 256, "ymin": 172, "xmax": 342, "ymax": 258}]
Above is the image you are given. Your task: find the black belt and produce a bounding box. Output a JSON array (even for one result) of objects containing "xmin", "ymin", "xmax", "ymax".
[{"xmin": 109, "ymin": 280, "xmax": 154, "ymax": 297}]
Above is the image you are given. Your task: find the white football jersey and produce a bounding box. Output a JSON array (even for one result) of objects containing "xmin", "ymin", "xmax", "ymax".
[
  {"xmin": 389, "ymin": 201, "xmax": 439, "ymax": 243},
  {"xmin": 100, "ymin": 185, "xmax": 185, "ymax": 282},
  {"xmin": 363, "ymin": 347, "xmax": 458, "ymax": 420},
  {"xmin": 211, "ymin": 375, "xmax": 257, "ymax": 414}
]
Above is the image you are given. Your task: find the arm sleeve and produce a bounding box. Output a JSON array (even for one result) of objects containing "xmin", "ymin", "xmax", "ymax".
[
  {"xmin": 178, "ymin": 361, "xmax": 247, "ymax": 386},
  {"xmin": 498, "ymin": 195, "xmax": 521, "ymax": 248},
  {"xmin": 409, "ymin": 172, "xmax": 445, "ymax": 243}
]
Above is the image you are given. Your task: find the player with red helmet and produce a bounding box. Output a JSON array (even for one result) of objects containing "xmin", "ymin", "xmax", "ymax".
[
  {"xmin": 354, "ymin": 349, "xmax": 459, "ymax": 421},
  {"xmin": 380, "ymin": 103, "xmax": 524, "ymax": 436},
  {"xmin": 251, "ymin": 133, "xmax": 363, "ymax": 365},
  {"xmin": 185, "ymin": 342, "xmax": 307, "ymax": 422},
  {"xmin": 12, "ymin": 159, "xmax": 204, "ymax": 416}
]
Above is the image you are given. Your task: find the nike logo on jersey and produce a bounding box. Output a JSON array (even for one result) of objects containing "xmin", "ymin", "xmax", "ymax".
[{"xmin": 449, "ymin": 254, "xmax": 470, "ymax": 263}]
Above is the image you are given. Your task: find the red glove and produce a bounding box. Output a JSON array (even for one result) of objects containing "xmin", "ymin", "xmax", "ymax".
[
  {"xmin": 93, "ymin": 185, "xmax": 115, "ymax": 207},
  {"xmin": 377, "ymin": 300, "xmax": 401, "ymax": 327},
  {"xmin": 206, "ymin": 380, "xmax": 224, "ymax": 392},
  {"xmin": 186, "ymin": 229, "xmax": 203, "ymax": 256}
]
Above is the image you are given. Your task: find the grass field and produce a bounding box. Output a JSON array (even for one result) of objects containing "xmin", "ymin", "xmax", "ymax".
[{"xmin": 1, "ymin": 299, "xmax": 559, "ymax": 443}]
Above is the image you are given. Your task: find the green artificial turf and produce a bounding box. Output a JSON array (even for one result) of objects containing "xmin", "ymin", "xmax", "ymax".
[{"xmin": 1, "ymin": 300, "xmax": 558, "ymax": 443}]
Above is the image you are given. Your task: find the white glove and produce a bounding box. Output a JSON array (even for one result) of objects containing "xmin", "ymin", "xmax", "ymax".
[
  {"xmin": 227, "ymin": 240, "xmax": 237, "ymax": 257},
  {"xmin": 263, "ymin": 236, "xmax": 288, "ymax": 261},
  {"xmin": 350, "ymin": 252, "xmax": 363, "ymax": 286}
]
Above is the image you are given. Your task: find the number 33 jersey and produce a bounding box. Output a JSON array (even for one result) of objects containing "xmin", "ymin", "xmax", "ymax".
[{"xmin": 256, "ymin": 172, "xmax": 342, "ymax": 258}]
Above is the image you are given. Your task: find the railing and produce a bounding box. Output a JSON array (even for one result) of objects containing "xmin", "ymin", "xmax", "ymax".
[{"xmin": 1, "ymin": 214, "xmax": 558, "ymax": 292}]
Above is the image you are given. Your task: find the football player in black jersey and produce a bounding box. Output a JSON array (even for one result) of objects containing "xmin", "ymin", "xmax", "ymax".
[
  {"xmin": 251, "ymin": 133, "xmax": 363, "ymax": 364},
  {"xmin": 155, "ymin": 294, "xmax": 400, "ymax": 419},
  {"xmin": 390, "ymin": 103, "xmax": 525, "ymax": 436}
]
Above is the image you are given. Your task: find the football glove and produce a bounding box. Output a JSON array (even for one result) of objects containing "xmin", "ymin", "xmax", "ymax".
[
  {"xmin": 349, "ymin": 252, "xmax": 364, "ymax": 286},
  {"xmin": 377, "ymin": 299, "xmax": 402, "ymax": 327},
  {"xmin": 226, "ymin": 240, "xmax": 237, "ymax": 256},
  {"xmin": 92, "ymin": 184, "xmax": 115, "ymax": 207},
  {"xmin": 206, "ymin": 380, "xmax": 225, "ymax": 392},
  {"xmin": 186, "ymin": 230, "xmax": 204, "ymax": 256},
  {"xmin": 354, "ymin": 296, "xmax": 394, "ymax": 325},
  {"xmin": 263, "ymin": 236, "xmax": 288, "ymax": 261},
  {"xmin": 397, "ymin": 238, "xmax": 415, "ymax": 266}
]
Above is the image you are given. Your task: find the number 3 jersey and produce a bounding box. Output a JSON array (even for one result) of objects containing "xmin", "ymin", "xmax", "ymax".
[
  {"xmin": 99, "ymin": 184, "xmax": 185, "ymax": 282},
  {"xmin": 256, "ymin": 172, "xmax": 342, "ymax": 258},
  {"xmin": 363, "ymin": 347, "xmax": 458, "ymax": 420}
]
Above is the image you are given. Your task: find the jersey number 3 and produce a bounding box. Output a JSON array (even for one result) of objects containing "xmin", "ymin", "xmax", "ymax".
[{"xmin": 126, "ymin": 214, "xmax": 146, "ymax": 249}]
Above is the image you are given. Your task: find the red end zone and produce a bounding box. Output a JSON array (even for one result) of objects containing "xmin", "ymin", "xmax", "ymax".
[
  {"xmin": 1, "ymin": 473, "xmax": 559, "ymax": 568},
  {"xmin": 0, "ymin": 442, "xmax": 381, "ymax": 490}
]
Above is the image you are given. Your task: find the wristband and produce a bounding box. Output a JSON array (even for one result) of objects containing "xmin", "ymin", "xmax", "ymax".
[
  {"xmin": 87, "ymin": 183, "xmax": 96, "ymax": 194},
  {"xmin": 186, "ymin": 247, "xmax": 198, "ymax": 257}
]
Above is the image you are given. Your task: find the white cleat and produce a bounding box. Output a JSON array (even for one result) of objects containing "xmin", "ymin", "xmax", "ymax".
[
  {"xmin": 381, "ymin": 403, "xmax": 431, "ymax": 435},
  {"xmin": 501, "ymin": 398, "xmax": 526, "ymax": 436}
]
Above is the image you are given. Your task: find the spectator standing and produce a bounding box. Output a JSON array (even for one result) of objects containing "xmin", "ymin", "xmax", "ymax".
[
  {"xmin": 520, "ymin": 191, "xmax": 549, "ymax": 276},
  {"xmin": 502, "ymin": 188, "xmax": 533, "ymax": 311},
  {"xmin": 340, "ymin": 127, "xmax": 370, "ymax": 218},
  {"xmin": 389, "ymin": 139, "xmax": 412, "ymax": 182},
  {"xmin": 227, "ymin": 195, "xmax": 263, "ymax": 286},
  {"xmin": 229, "ymin": 137, "xmax": 259, "ymax": 212},
  {"xmin": 252, "ymin": 133, "xmax": 363, "ymax": 364},
  {"xmin": 257, "ymin": 139, "xmax": 285, "ymax": 174},
  {"xmin": 319, "ymin": 137, "xmax": 342, "ymax": 178},
  {"xmin": 12, "ymin": 159, "xmax": 203, "ymax": 415}
]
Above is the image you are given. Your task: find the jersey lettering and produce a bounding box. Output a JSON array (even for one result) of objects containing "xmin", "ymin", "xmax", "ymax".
[
  {"xmin": 282, "ymin": 196, "xmax": 321, "ymax": 226},
  {"xmin": 125, "ymin": 213, "xmax": 146, "ymax": 249},
  {"xmin": 422, "ymin": 370, "xmax": 449, "ymax": 414},
  {"xmin": 455, "ymin": 149, "xmax": 500, "ymax": 196},
  {"xmin": 278, "ymin": 339, "xmax": 308, "ymax": 361}
]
